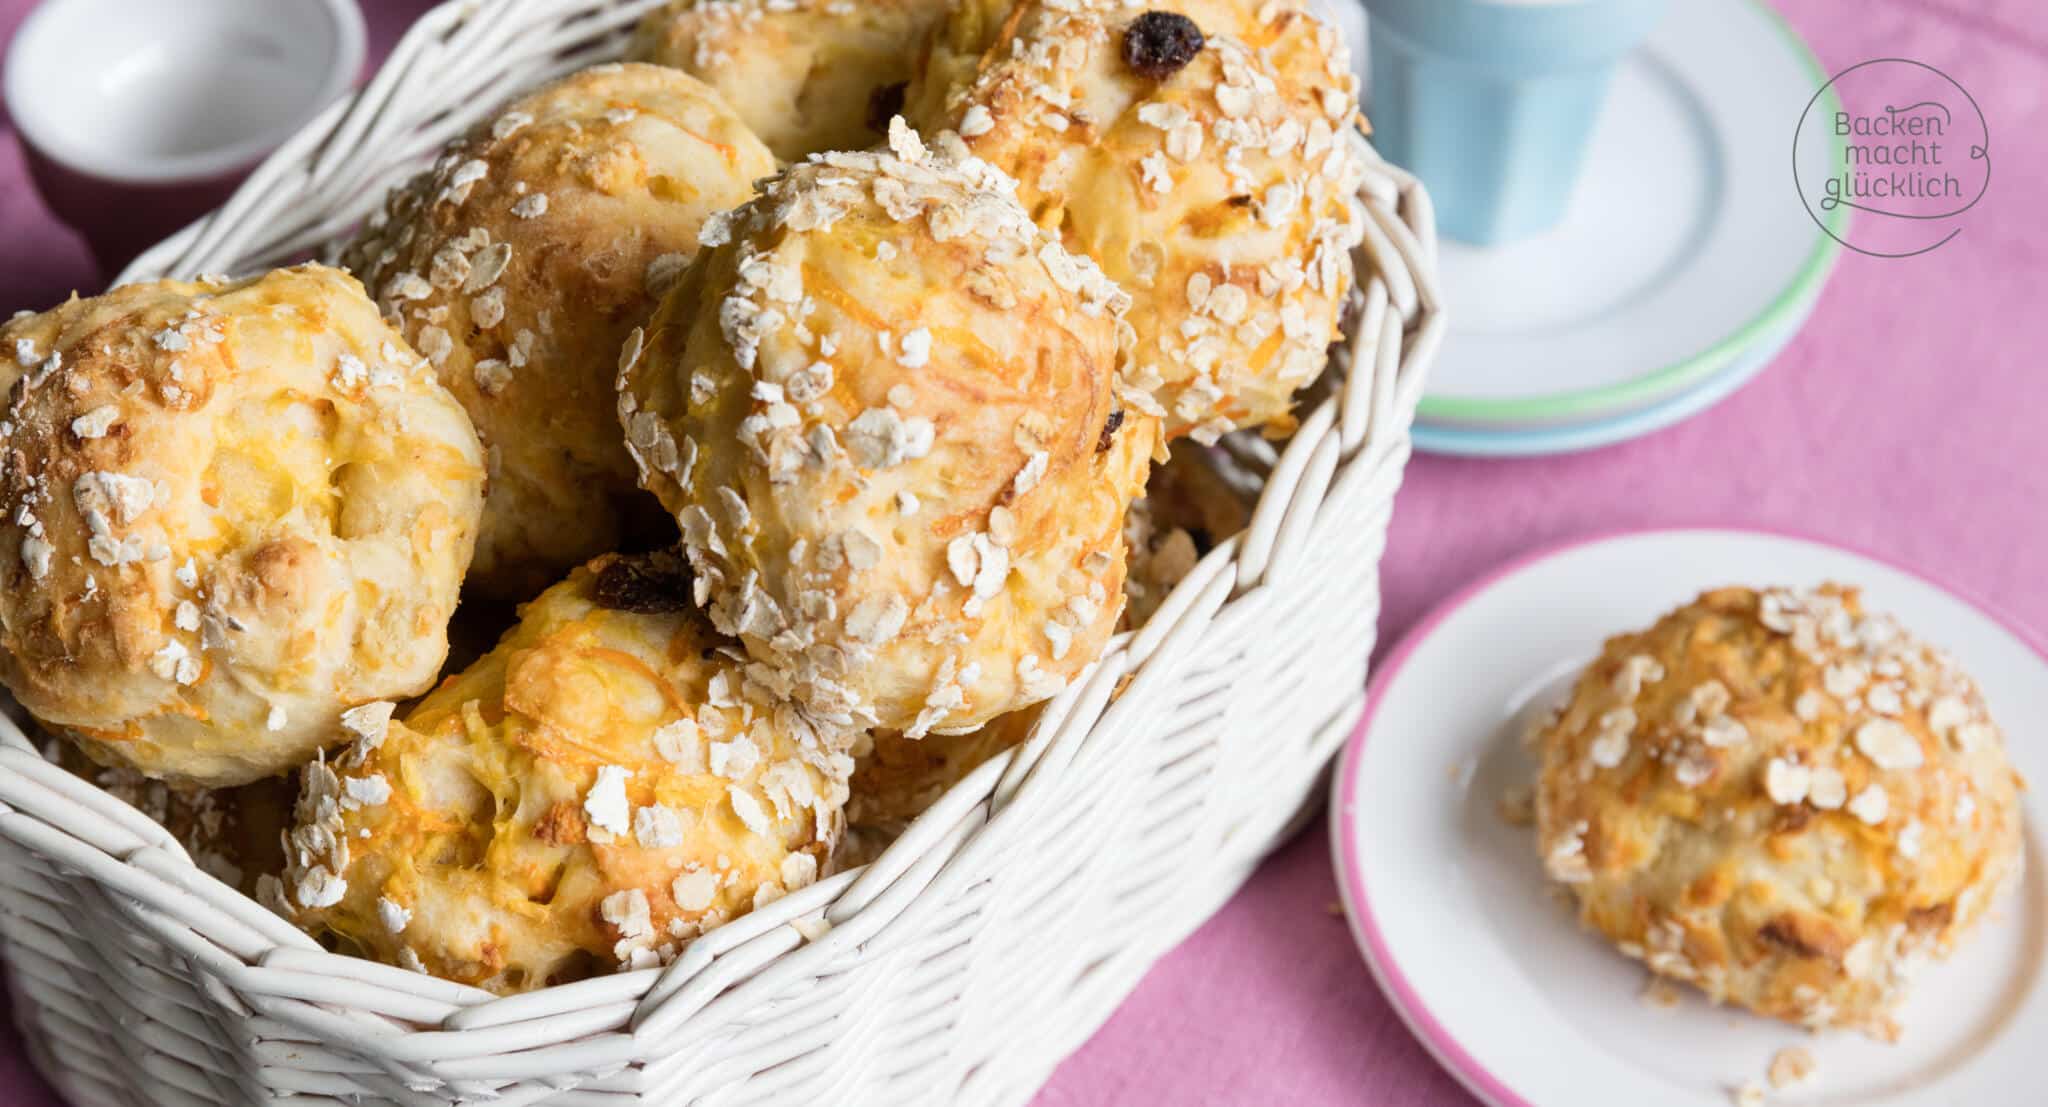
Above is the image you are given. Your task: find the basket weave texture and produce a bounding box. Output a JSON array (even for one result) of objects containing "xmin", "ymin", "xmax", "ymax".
[{"xmin": 0, "ymin": 0, "xmax": 1444, "ymax": 1103}]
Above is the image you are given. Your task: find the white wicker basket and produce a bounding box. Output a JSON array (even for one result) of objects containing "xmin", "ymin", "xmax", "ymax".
[{"xmin": 0, "ymin": 1, "xmax": 1443, "ymax": 1103}]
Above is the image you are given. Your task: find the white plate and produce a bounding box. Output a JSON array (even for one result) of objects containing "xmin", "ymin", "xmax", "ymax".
[
  {"xmin": 1331, "ymin": 527, "xmax": 2048, "ymax": 1106},
  {"xmin": 1410, "ymin": 276, "xmax": 1813, "ymax": 458},
  {"xmin": 1408, "ymin": 0, "xmax": 1844, "ymax": 429}
]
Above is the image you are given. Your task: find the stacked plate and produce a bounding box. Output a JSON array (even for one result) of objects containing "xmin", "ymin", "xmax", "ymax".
[{"xmin": 1392, "ymin": 0, "xmax": 1845, "ymax": 457}]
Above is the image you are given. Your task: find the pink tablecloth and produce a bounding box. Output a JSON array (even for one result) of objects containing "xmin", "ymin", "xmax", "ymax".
[{"xmin": 3, "ymin": 1, "xmax": 2045, "ymax": 1103}]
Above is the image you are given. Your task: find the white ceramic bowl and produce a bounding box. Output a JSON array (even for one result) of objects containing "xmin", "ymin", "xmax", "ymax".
[
  {"xmin": 4, "ymin": 0, "xmax": 364, "ymax": 273},
  {"xmin": 5, "ymin": 0, "xmax": 364, "ymax": 183}
]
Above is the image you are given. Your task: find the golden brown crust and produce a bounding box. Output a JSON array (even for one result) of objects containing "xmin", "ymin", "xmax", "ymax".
[
  {"xmin": 281, "ymin": 553, "xmax": 855, "ymax": 993},
  {"xmin": 343, "ymin": 63, "xmax": 777, "ymax": 601},
  {"xmin": 618, "ymin": 124, "xmax": 1159, "ymax": 737},
  {"xmin": 1121, "ymin": 441, "xmax": 1254, "ymax": 628},
  {"xmin": 0, "ymin": 267, "xmax": 485, "ymax": 786},
  {"xmin": 906, "ymin": 0, "xmax": 1367, "ymax": 442},
  {"xmin": 1533, "ymin": 585, "xmax": 2025, "ymax": 1038},
  {"xmin": 628, "ymin": 0, "xmax": 954, "ymax": 161},
  {"xmin": 839, "ymin": 446, "xmax": 1252, "ymax": 861},
  {"xmin": 847, "ymin": 704, "xmax": 1043, "ymax": 838}
]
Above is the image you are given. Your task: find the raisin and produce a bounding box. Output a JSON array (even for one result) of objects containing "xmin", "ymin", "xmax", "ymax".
[
  {"xmin": 1122, "ymin": 12, "xmax": 1205, "ymax": 81},
  {"xmin": 867, "ymin": 82, "xmax": 908, "ymax": 134},
  {"xmin": 1097, "ymin": 409, "xmax": 1126, "ymax": 452},
  {"xmin": 589, "ymin": 552, "xmax": 693, "ymax": 614}
]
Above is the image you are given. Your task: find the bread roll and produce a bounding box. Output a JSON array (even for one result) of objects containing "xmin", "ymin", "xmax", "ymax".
[
  {"xmin": 629, "ymin": 0, "xmax": 953, "ymax": 161},
  {"xmin": 618, "ymin": 123, "xmax": 1158, "ymax": 736},
  {"xmin": 0, "ymin": 266, "xmax": 485, "ymax": 785},
  {"xmin": 907, "ymin": 0, "xmax": 1368, "ymax": 442},
  {"xmin": 344, "ymin": 63, "xmax": 777, "ymax": 600},
  {"xmin": 1533, "ymin": 585, "xmax": 2024, "ymax": 1039},
  {"xmin": 281, "ymin": 552, "xmax": 853, "ymax": 992}
]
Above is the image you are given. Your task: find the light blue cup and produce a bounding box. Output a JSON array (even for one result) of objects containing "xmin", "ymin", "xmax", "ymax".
[{"xmin": 1365, "ymin": 0, "xmax": 1671, "ymax": 244}]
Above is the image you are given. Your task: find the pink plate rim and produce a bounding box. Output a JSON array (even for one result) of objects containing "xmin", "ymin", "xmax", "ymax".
[{"xmin": 1328, "ymin": 522, "xmax": 2048, "ymax": 1107}]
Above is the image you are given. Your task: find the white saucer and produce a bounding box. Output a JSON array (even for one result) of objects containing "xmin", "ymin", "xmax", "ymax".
[
  {"xmin": 1408, "ymin": 0, "xmax": 1845, "ymax": 430},
  {"xmin": 1331, "ymin": 527, "xmax": 2048, "ymax": 1107}
]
